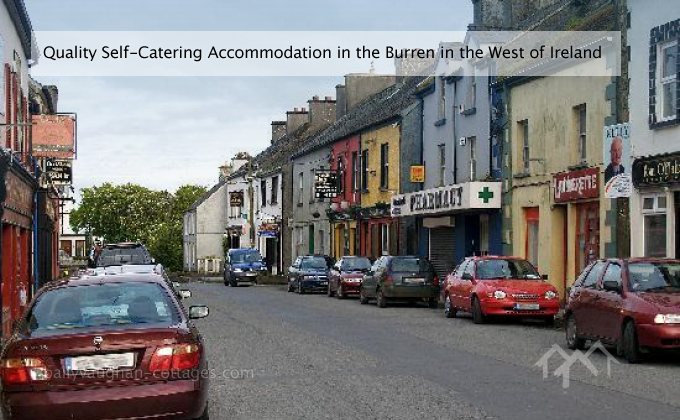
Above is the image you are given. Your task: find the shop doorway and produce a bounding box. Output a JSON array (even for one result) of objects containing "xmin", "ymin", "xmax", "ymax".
[{"xmin": 576, "ymin": 202, "xmax": 600, "ymax": 276}]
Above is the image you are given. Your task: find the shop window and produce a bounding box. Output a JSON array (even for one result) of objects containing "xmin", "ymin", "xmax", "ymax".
[
  {"xmin": 75, "ymin": 240, "xmax": 86, "ymax": 258},
  {"xmin": 525, "ymin": 207, "xmax": 539, "ymax": 269},
  {"xmin": 658, "ymin": 41, "xmax": 677, "ymax": 121},
  {"xmin": 642, "ymin": 194, "xmax": 667, "ymax": 257},
  {"xmin": 380, "ymin": 224, "xmax": 389, "ymax": 256}
]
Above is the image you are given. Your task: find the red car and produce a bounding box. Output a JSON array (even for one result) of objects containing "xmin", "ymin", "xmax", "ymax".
[
  {"xmin": 565, "ymin": 258, "xmax": 680, "ymax": 363},
  {"xmin": 0, "ymin": 274, "xmax": 210, "ymax": 420},
  {"xmin": 327, "ymin": 256, "xmax": 372, "ymax": 298},
  {"xmin": 442, "ymin": 256, "xmax": 560, "ymax": 324}
]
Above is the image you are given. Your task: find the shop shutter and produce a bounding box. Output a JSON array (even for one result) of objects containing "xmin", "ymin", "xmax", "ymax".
[{"xmin": 429, "ymin": 227, "xmax": 456, "ymax": 278}]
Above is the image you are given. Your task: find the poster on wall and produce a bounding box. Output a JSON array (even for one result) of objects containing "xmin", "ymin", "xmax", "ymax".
[{"xmin": 603, "ymin": 123, "xmax": 632, "ymax": 198}]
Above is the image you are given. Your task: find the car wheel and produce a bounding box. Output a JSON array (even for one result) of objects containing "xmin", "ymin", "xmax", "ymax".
[
  {"xmin": 376, "ymin": 289, "xmax": 387, "ymax": 308},
  {"xmin": 444, "ymin": 295, "xmax": 457, "ymax": 318},
  {"xmin": 622, "ymin": 321, "xmax": 642, "ymax": 364},
  {"xmin": 471, "ymin": 297, "xmax": 485, "ymax": 324},
  {"xmin": 336, "ymin": 284, "xmax": 344, "ymax": 299},
  {"xmin": 359, "ymin": 287, "xmax": 369, "ymax": 305},
  {"xmin": 565, "ymin": 314, "xmax": 586, "ymax": 350}
]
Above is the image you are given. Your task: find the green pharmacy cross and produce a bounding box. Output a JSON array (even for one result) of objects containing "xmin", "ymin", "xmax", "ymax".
[{"xmin": 478, "ymin": 187, "xmax": 494, "ymax": 204}]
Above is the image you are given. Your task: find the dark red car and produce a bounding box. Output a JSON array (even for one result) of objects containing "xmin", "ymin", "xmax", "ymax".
[
  {"xmin": 327, "ymin": 256, "xmax": 372, "ymax": 299},
  {"xmin": 565, "ymin": 258, "xmax": 680, "ymax": 363},
  {"xmin": 0, "ymin": 274, "xmax": 210, "ymax": 420},
  {"xmin": 442, "ymin": 256, "xmax": 560, "ymax": 324}
]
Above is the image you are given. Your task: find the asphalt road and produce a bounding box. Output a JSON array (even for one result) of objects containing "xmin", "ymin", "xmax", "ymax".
[{"xmin": 185, "ymin": 281, "xmax": 680, "ymax": 420}]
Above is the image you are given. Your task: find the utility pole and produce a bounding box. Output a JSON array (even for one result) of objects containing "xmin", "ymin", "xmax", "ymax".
[{"xmin": 248, "ymin": 159, "xmax": 255, "ymax": 248}]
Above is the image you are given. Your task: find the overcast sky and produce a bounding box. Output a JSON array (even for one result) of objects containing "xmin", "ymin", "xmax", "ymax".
[{"xmin": 24, "ymin": 0, "xmax": 472, "ymax": 193}]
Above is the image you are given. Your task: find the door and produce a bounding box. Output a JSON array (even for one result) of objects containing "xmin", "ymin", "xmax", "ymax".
[
  {"xmin": 429, "ymin": 227, "xmax": 456, "ymax": 280},
  {"xmin": 572, "ymin": 261, "xmax": 607, "ymax": 338},
  {"xmin": 449, "ymin": 260, "xmax": 469, "ymax": 309},
  {"xmin": 592, "ymin": 262, "xmax": 624, "ymax": 342},
  {"xmin": 459, "ymin": 261, "xmax": 476, "ymax": 311},
  {"xmin": 525, "ymin": 208, "xmax": 540, "ymax": 270},
  {"xmin": 362, "ymin": 257, "xmax": 383, "ymax": 298},
  {"xmin": 576, "ymin": 202, "xmax": 600, "ymax": 277}
]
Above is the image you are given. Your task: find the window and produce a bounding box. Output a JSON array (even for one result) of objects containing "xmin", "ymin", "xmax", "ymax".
[
  {"xmin": 351, "ymin": 151, "xmax": 359, "ymax": 192},
  {"xmin": 659, "ymin": 41, "xmax": 677, "ymax": 121},
  {"xmin": 271, "ymin": 175, "xmax": 278, "ymax": 204},
  {"xmin": 438, "ymin": 144, "xmax": 446, "ymax": 187},
  {"xmin": 380, "ymin": 224, "xmax": 389, "ymax": 255},
  {"xmin": 75, "ymin": 240, "xmax": 86, "ymax": 257},
  {"xmin": 525, "ymin": 207, "xmax": 539, "ymax": 269},
  {"xmin": 260, "ymin": 179, "xmax": 267, "ymax": 205},
  {"xmin": 380, "ymin": 143, "xmax": 389, "ymax": 189},
  {"xmin": 642, "ymin": 194, "xmax": 667, "ymax": 257},
  {"xmin": 298, "ymin": 172, "xmax": 304, "ymax": 204},
  {"xmin": 337, "ymin": 157, "xmax": 345, "ymax": 193},
  {"xmin": 0, "ymin": 35, "xmax": 4, "ymax": 115},
  {"xmin": 602, "ymin": 263, "xmax": 622, "ymax": 289},
  {"xmin": 469, "ymin": 136, "xmax": 477, "ymax": 181},
  {"xmin": 583, "ymin": 261, "xmax": 606, "ymax": 288},
  {"xmin": 438, "ymin": 77, "xmax": 446, "ymax": 120},
  {"xmin": 519, "ymin": 120, "xmax": 530, "ymax": 173},
  {"xmin": 576, "ymin": 104, "xmax": 587, "ymax": 161},
  {"xmin": 309, "ymin": 169, "xmax": 315, "ymax": 202},
  {"xmin": 360, "ymin": 149, "xmax": 369, "ymax": 191}
]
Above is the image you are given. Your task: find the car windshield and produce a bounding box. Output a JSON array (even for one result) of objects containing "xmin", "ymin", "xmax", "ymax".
[
  {"xmin": 629, "ymin": 262, "xmax": 680, "ymax": 292},
  {"xmin": 391, "ymin": 257, "xmax": 432, "ymax": 273},
  {"xmin": 300, "ymin": 257, "xmax": 328, "ymax": 270},
  {"xmin": 476, "ymin": 259, "xmax": 541, "ymax": 280},
  {"xmin": 97, "ymin": 247, "xmax": 152, "ymax": 266},
  {"xmin": 231, "ymin": 251, "xmax": 262, "ymax": 264},
  {"xmin": 26, "ymin": 282, "xmax": 180, "ymax": 335},
  {"xmin": 341, "ymin": 258, "xmax": 372, "ymax": 271}
]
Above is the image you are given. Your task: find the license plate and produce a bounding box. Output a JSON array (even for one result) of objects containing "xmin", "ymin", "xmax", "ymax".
[
  {"xmin": 245, "ymin": 272, "xmax": 257, "ymax": 276},
  {"xmin": 404, "ymin": 277, "xmax": 425, "ymax": 284},
  {"xmin": 515, "ymin": 303, "xmax": 540, "ymax": 310},
  {"xmin": 65, "ymin": 352, "xmax": 135, "ymax": 372}
]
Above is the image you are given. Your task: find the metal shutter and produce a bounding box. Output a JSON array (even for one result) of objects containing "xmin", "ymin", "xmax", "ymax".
[{"xmin": 429, "ymin": 227, "xmax": 456, "ymax": 278}]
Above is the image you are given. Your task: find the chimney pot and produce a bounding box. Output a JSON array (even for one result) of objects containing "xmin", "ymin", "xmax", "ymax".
[
  {"xmin": 325, "ymin": 96, "xmax": 333, "ymax": 101},
  {"xmin": 312, "ymin": 95, "xmax": 319, "ymax": 101}
]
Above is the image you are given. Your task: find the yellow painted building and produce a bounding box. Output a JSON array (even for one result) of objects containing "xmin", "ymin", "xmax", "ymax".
[{"xmin": 504, "ymin": 75, "xmax": 615, "ymax": 297}]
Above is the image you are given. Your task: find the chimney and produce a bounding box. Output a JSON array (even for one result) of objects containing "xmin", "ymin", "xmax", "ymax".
[
  {"xmin": 219, "ymin": 162, "xmax": 233, "ymax": 182},
  {"xmin": 286, "ymin": 107, "xmax": 308, "ymax": 134},
  {"xmin": 344, "ymin": 73, "xmax": 396, "ymax": 112},
  {"xmin": 271, "ymin": 121, "xmax": 287, "ymax": 144},
  {"xmin": 307, "ymin": 95, "xmax": 336, "ymax": 131},
  {"xmin": 335, "ymin": 84, "xmax": 347, "ymax": 119}
]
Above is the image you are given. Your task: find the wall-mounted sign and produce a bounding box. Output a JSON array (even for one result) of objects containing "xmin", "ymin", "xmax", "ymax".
[
  {"xmin": 603, "ymin": 123, "xmax": 632, "ymax": 198},
  {"xmin": 314, "ymin": 170, "xmax": 339, "ymax": 199},
  {"xmin": 553, "ymin": 167, "xmax": 599, "ymax": 203},
  {"xmin": 230, "ymin": 191, "xmax": 244, "ymax": 207},
  {"xmin": 632, "ymin": 152, "xmax": 680, "ymax": 187},
  {"xmin": 410, "ymin": 165, "xmax": 425, "ymax": 183},
  {"xmin": 44, "ymin": 159, "xmax": 72, "ymax": 186},
  {"xmin": 32, "ymin": 114, "xmax": 77, "ymax": 159},
  {"xmin": 391, "ymin": 182, "xmax": 501, "ymax": 217}
]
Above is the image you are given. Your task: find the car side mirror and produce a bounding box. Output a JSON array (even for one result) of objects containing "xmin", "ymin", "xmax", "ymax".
[
  {"xmin": 179, "ymin": 289, "xmax": 192, "ymax": 299},
  {"xmin": 541, "ymin": 274, "xmax": 549, "ymax": 280},
  {"xmin": 461, "ymin": 273, "xmax": 473, "ymax": 281},
  {"xmin": 603, "ymin": 280, "xmax": 622, "ymax": 293},
  {"xmin": 189, "ymin": 306, "xmax": 209, "ymax": 319}
]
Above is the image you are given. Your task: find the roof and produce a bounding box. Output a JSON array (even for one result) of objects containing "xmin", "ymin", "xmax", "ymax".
[
  {"xmin": 189, "ymin": 180, "xmax": 225, "ymax": 210},
  {"xmin": 3, "ymin": 0, "xmax": 33, "ymax": 59},
  {"xmin": 291, "ymin": 76, "xmax": 425, "ymax": 159},
  {"xmin": 42, "ymin": 273, "xmax": 169, "ymax": 291}
]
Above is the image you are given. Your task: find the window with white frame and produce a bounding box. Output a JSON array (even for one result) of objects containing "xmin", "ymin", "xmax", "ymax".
[
  {"xmin": 576, "ymin": 104, "xmax": 587, "ymax": 162},
  {"xmin": 271, "ymin": 175, "xmax": 278, "ymax": 204},
  {"xmin": 659, "ymin": 41, "xmax": 677, "ymax": 121},
  {"xmin": 438, "ymin": 144, "xmax": 446, "ymax": 187},
  {"xmin": 438, "ymin": 77, "xmax": 446, "ymax": 120},
  {"xmin": 469, "ymin": 136, "xmax": 477, "ymax": 181},
  {"xmin": 519, "ymin": 120, "xmax": 530, "ymax": 173},
  {"xmin": 642, "ymin": 194, "xmax": 667, "ymax": 257},
  {"xmin": 298, "ymin": 172, "xmax": 304, "ymax": 204}
]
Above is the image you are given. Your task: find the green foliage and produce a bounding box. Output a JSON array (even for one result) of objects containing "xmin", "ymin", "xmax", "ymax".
[{"xmin": 71, "ymin": 183, "xmax": 207, "ymax": 272}]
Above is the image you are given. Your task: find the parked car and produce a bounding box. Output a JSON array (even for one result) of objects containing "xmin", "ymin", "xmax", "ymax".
[
  {"xmin": 287, "ymin": 255, "xmax": 330, "ymax": 294},
  {"xmin": 0, "ymin": 273, "xmax": 210, "ymax": 420},
  {"xmin": 88, "ymin": 263, "xmax": 191, "ymax": 300},
  {"xmin": 565, "ymin": 258, "xmax": 680, "ymax": 363},
  {"xmin": 224, "ymin": 248, "xmax": 267, "ymax": 287},
  {"xmin": 328, "ymin": 256, "xmax": 372, "ymax": 298},
  {"xmin": 359, "ymin": 256, "xmax": 439, "ymax": 308},
  {"xmin": 96, "ymin": 242, "xmax": 154, "ymax": 267},
  {"xmin": 442, "ymin": 256, "xmax": 560, "ymax": 324}
]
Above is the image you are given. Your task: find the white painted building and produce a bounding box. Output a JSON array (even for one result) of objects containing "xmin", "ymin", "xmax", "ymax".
[
  {"xmin": 628, "ymin": 0, "xmax": 680, "ymax": 258},
  {"xmin": 255, "ymin": 169, "xmax": 282, "ymax": 273},
  {"xmin": 183, "ymin": 181, "xmax": 228, "ymax": 272}
]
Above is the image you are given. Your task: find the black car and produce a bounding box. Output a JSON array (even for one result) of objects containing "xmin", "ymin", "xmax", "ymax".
[
  {"xmin": 96, "ymin": 242, "xmax": 154, "ymax": 267},
  {"xmin": 360, "ymin": 255, "xmax": 440, "ymax": 308},
  {"xmin": 287, "ymin": 256, "xmax": 331, "ymax": 294}
]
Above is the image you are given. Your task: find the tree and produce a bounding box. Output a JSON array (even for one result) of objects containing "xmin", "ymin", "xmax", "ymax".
[{"xmin": 71, "ymin": 183, "xmax": 206, "ymax": 272}]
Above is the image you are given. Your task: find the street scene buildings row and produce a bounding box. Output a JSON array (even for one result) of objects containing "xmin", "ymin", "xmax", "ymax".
[{"xmin": 183, "ymin": 0, "xmax": 680, "ymax": 300}]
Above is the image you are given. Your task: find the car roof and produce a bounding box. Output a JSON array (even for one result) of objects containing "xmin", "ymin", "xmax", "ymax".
[
  {"xmin": 103, "ymin": 242, "xmax": 145, "ymax": 249},
  {"xmin": 468, "ymin": 255, "xmax": 528, "ymax": 261},
  {"xmin": 44, "ymin": 273, "xmax": 168, "ymax": 291},
  {"xmin": 229, "ymin": 248, "xmax": 259, "ymax": 253},
  {"xmin": 600, "ymin": 258, "xmax": 680, "ymax": 264}
]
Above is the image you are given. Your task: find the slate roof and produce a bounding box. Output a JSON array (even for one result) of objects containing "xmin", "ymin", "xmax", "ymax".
[
  {"xmin": 189, "ymin": 180, "xmax": 225, "ymax": 211},
  {"xmin": 290, "ymin": 76, "xmax": 425, "ymax": 159}
]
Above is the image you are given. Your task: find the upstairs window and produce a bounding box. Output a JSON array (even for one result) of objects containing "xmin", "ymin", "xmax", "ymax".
[
  {"xmin": 518, "ymin": 120, "xmax": 530, "ymax": 173},
  {"xmin": 271, "ymin": 175, "xmax": 278, "ymax": 204},
  {"xmin": 438, "ymin": 144, "xmax": 446, "ymax": 187},
  {"xmin": 298, "ymin": 172, "xmax": 304, "ymax": 204},
  {"xmin": 360, "ymin": 149, "xmax": 369, "ymax": 191},
  {"xmin": 351, "ymin": 151, "xmax": 359, "ymax": 192},
  {"xmin": 260, "ymin": 179, "xmax": 267, "ymax": 205},
  {"xmin": 576, "ymin": 104, "xmax": 587, "ymax": 162},
  {"xmin": 659, "ymin": 41, "xmax": 677, "ymax": 122},
  {"xmin": 380, "ymin": 143, "xmax": 389, "ymax": 189}
]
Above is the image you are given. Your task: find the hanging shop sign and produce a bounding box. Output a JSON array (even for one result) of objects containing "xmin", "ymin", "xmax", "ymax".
[
  {"xmin": 230, "ymin": 191, "xmax": 244, "ymax": 207},
  {"xmin": 258, "ymin": 222, "xmax": 280, "ymax": 237},
  {"xmin": 314, "ymin": 169, "xmax": 339, "ymax": 199},
  {"xmin": 603, "ymin": 123, "xmax": 632, "ymax": 198},
  {"xmin": 410, "ymin": 165, "xmax": 425, "ymax": 183},
  {"xmin": 391, "ymin": 182, "xmax": 501, "ymax": 217},
  {"xmin": 553, "ymin": 167, "xmax": 599, "ymax": 203},
  {"xmin": 44, "ymin": 159, "xmax": 73, "ymax": 186},
  {"xmin": 32, "ymin": 114, "xmax": 77, "ymax": 159},
  {"xmin": 632, "ymin": 152, "xmax": 680, "ymax": 187}
]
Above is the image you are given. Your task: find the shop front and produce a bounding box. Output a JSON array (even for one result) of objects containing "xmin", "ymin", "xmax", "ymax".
[
  {"xmin": 258, "ymin": 220, "xmax": 281, "ymax": 274},
  {"xmin": 391, "ymin": 182, "xmax": 502, "ymax": 278},
  {"xmin": 631, "ymin": 152, "xmax": 680, "ymax": 258}
]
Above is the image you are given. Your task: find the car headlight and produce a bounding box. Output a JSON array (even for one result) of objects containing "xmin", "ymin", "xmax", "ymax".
[
  {"xmin": 544, "ymin": 290, "xmax": 558, "ymax": 300},
  {"xmin": 233, "ymin": 268, "xmax": 243, "ymax": 273},
  {"xmin": 654, "ymin": 314, "xmax": 680, "ymax": 324},
  {"xmin": 493, "ymin": 290, "xmax": 507, "ymax": 299}
]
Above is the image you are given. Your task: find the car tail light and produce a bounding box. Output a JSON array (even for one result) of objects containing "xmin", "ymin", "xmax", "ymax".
[
  {"xmin": 1, "ymin": 357, "xmax": 49, "ymax": 385},
  {"xmin": 149, "ymin": 344, "xmax": 201, "ymax": 372},
  {"xmin": 433, "ymin": 275, "xmax": 440, "ymax": 287}
]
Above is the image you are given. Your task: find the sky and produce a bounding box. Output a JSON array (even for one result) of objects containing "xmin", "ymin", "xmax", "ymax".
[{"xmin": 24, "ymin": 0, "xmax": 473, "ymax": 193}]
